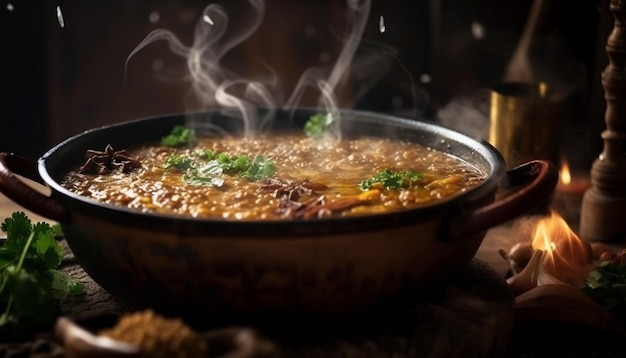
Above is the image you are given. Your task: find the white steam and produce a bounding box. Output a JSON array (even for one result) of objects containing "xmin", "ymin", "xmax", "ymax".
[{"xmin": 125, "ymin": 0, "xmax": 374, "ymax": 138}]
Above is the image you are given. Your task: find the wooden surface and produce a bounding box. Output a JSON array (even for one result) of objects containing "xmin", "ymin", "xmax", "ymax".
[{"xmin": 0, "ymin": 180, "xmax": 51, "ymax": 227}]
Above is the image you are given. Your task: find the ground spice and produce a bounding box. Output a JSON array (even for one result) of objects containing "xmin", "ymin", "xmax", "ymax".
[{"xmin": 98, "ymin": 309, "xmax": 207, "ymax": 357}]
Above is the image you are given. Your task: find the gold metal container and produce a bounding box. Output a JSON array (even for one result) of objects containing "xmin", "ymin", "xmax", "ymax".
[{"xmin": 489, "ymin": 82, "xmax": 562, "ymax": 169}]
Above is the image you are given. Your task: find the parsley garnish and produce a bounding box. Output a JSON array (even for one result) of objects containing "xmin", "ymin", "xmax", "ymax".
[
  {"xmin": 161, "ymin": 125, "xmax": 197, "ymax": 147},
  {"xmin": 239, "ymin": 156, "xmax": 276, "ymax": 181},
  {"xmin": 359, "ymin": 169, "xmax": 424, "ymax": 191},
  {"xmin": 196, "ymin": 154, "xmax": 276, "ymax": 182},
  {"xmin": 304, "ymin": 113, "xmax": 335, "ymax": 139},
  {"xmin": 582, "ymin": 261, "xmax": 626, "ymax": 315},
  {"xmin": 164, "ymin": 154, "xmax": 194, "ymax": 170},
  {"xmin": 164, "ymin": 152, "xmax": 276, "ymax": 186},
  {"xmin": 0, "ymin": 212, "xmax": 84, "ymax": 340},
  {"xmin": 183, "ymin": 174, "xmax": 225, "ymax": 187}
]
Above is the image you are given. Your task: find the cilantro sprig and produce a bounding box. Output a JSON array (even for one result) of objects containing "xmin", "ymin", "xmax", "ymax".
[
  {"xmin": 304, "ymin": 113, "xmax": 335, "ymax": 139},
  {"xmin": 164, "ymin": 151, "xmax": 276, "ymax": 187},
  {"xmin": 359, "ymin": 169, "xmax": 424, "ymax": 191},
  {"xmin": 164, "ymin": 154, "xmax": 194, "ymax": 170},
  {"xmin": 161, "ymin": 125, "xmax": 197, "ymax": 147},
  {"xmin": 582, "ymin": 260, "xmax": 626, "ymax": 316},
  {"xmin": 0, "ymin": 212, "xmax": 84, "ymax": 340}
]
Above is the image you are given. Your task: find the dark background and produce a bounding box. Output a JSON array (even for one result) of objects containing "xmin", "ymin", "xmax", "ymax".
[{"xmin": 1, "ymin": 0, "xmax": 607, "ymax": 168}]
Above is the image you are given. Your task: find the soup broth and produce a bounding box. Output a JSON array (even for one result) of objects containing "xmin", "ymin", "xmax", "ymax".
[{"xmin": 61, "ymin": 132, "xmax": 486, "ymax": 220}]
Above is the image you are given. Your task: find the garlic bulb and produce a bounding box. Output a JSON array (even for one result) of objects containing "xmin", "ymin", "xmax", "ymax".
[
  {"xmin": 499, "ymin": 242, "xmax": 534, "ymax": 274},
  {"xmin": 506, "ymin": 249, "xmax": 543, "ymax": 296}
]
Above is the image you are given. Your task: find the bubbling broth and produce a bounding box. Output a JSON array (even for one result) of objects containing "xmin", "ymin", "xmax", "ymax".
[{"xmin": 61, "ymin": 132, "xmax": 487, "ymax": 220}]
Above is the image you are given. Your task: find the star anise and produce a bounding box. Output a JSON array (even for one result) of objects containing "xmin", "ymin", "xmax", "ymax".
[
  {"xmin": 259, "ymin": 178, "xmax": 328, "ymax": 201},
  {"xmin": 259, "ymin": 178, "xmax": 367, "ymax": 218},
  {"xmin": 78, "ymin": 144, "xmax": 142, "ymax": 174}
]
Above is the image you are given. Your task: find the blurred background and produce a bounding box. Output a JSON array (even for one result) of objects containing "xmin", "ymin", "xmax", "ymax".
[{"xmin": 1, "ymin": 0, "xmax": 607, "ymax": 173}]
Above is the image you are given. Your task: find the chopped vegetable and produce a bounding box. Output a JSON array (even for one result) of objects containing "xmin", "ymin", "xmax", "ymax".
[
  {"xmin": 161, "ymin": 125, "xmax": 197, "ymax": 147},
  {"xmin": 304, "ymin": 113, "xmax": 335, "ymax": 138},
  {"xmin": 196, "ymin": 150, "xmax": 218, "ymax": 160},
  {"xmin": 359, "ymin": 169, "xmax": 423, "ymax": 191},
  {"xmin": 163, "ymin": 152, "xmax": 276, "ymax": 187},
  {"xmin": 198, "ymin": 154, "xmax": 276, "ymax": 181},
  {"xmin": 0, "ymin": 212, "xmax": 84, "ymax": 340},
  {"xmin": 164, "ymin": 154, "xmax": 194, "ymax": 170},
  {"xmin": 183, "ymin": 174, "xmax": 225, "ymax": 187},
  {"xmin": 582, "ymin": 260, "xmax": 626, "ymax": 315},
  {"xmin": 240, "ymin": 156, "xmax": 277, "ymax": 181}
]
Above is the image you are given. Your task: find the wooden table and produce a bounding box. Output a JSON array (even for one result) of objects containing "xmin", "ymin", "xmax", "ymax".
[{"xmin": 0, "ymin": 186, "xmax": 50, "ymax": 227}]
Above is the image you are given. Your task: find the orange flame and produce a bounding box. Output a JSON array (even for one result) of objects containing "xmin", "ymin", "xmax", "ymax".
[
  {"xmin": 531, "ymin": 211, "xmax": 594, "ymax": 288},
  {"xmin": 559, "ymin": 159, "xmax": 571, "ymax": 186}
]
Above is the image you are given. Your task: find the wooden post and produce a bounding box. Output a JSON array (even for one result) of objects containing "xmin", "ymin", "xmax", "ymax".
[{"xmin": 580, "ymin": 0, "xmax": 626, "ymax": 242}]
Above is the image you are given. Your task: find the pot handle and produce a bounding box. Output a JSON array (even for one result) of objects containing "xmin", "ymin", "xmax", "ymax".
[
  {"xmin": 445, "ymin": 159, "xmax": 559, "ymax": 241},
  {"xmin": 0, "ymin": 152, "xmax": 68, "ymax": 223}
]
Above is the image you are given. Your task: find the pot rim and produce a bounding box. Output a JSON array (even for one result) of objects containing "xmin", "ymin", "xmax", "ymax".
[{"xmin": 36, "ymin": 108, "xmax": 505, "ymax": 236}]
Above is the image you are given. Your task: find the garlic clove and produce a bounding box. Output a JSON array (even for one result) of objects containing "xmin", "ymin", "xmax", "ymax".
[
  {"xmin": 499, "ymin": 242, "xmax": 534, "ymax": 275},
  {"xmin": 536, "ymin": 270, "xmax": 567, "ymax": 287},
  {"xmin": 506, "ymin": 249, "xmax": 544, "ymax": 296}
]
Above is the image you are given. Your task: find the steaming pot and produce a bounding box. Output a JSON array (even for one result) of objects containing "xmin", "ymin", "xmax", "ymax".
[{"xmin": 0, "ymin": 108, "xmax": 557, "ymax": 322}]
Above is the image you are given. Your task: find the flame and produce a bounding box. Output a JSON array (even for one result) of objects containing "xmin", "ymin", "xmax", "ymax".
[
  {"xmin": 530, "ymin": 211, "xmax": 594, "ymax": 288},
  {"xmin": 559, "ymin": 159, "xmax": 571, "ymax": 185}
]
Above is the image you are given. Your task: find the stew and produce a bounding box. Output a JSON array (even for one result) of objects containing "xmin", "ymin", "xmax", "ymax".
[{"xmin": 61, "ymin": 130, "xmax": 486, "ymax": 220}]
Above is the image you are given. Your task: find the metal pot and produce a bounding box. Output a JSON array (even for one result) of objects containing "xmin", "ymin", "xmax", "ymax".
[{"xmin": 0, "ymin": 108, "xmax": 557, "ymax": 323}]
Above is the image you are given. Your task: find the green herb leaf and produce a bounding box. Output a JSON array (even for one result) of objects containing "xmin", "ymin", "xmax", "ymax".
[
  {"xmin": 183, "ymin": 174, "xmax": 225, "ymax": 187},
  {"xmin": 50, "ymin": 270, "xmax": 85, "ymax": 296},
  {"xmin": 32, "ymin": 222, "xmax": 63, "ymax": 270},
  {"xmin": 304, "ymin": 113, "xmax": 334, "ymax": 138},
  {"xmin": 240, "ymin": 156, "xmax": 276, "ymax": 181},
  {"xmin": 1, "ymin": 212, "xmax": 33, "ymax": 255},
  {"xmin": 196, "ymin": 150, "xmax": 217, "ymax": 160},
  {"xmin": 0, "ymin": 212, "xmax": 84, "ymax": 340},
  {"xmin": 582, "ymin": 261, "xmax": 626, "ymax": 313},
  {"xmin": 163, "ymin": 146, "xmax": 276, "ymax": 186},
  {"xmin": 164, "ymin": 154, "xmax": 195, "ymax": 171},
  {"xmin": 359, "ymin": 169, "xmax": 424, "ymax": 191},
  {"xmin": 193, "ymin": 154, "xmax": 275, "ymax": 185},
  {"xmin": 161, "ymin": 125, "xmax": 197, "ymax": 147}
]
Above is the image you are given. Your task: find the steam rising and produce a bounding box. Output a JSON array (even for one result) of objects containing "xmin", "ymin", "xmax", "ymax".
[{"xmin": 126, "ymin": 0, "xmax": 373, "ymax": 138}]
